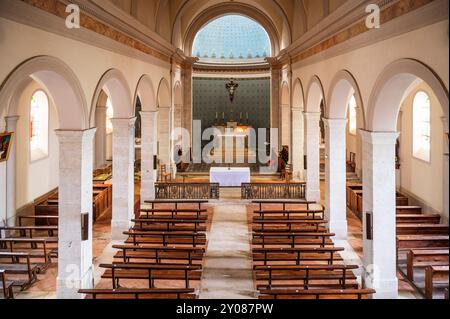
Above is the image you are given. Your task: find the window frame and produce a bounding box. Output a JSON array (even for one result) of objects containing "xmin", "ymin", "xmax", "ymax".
[
  {"xmin": 29, "ymin": 89, "xmax": 50, "ymax": 163},
  {"xmin": 411, "ymin": 90, "xmax": 432, "ymax": 164}
]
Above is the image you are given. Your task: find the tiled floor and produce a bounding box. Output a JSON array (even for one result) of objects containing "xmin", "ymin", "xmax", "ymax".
[{"xmin": 8, "ymin": 178, "xmax": 423, "ymax": 299}]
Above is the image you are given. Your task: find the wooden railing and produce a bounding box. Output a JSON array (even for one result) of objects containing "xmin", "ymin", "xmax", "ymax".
[
  {"xmin": 155, "ymin": 183, "xmax": 220, "ymax": 199},
  {"xmin": 241, "ymin": 183, "xmax": 306, "ymax": 200}
]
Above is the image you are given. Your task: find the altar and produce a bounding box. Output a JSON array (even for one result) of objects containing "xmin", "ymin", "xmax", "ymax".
[{"xmin": 210, "ymin": 167, "xmax": 251, "ymax": 187}]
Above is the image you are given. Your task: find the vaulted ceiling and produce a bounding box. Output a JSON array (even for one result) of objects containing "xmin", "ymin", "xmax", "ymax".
[{"xmin": 105, "ymin": 0, "xmax": 348, "ymax": 56}]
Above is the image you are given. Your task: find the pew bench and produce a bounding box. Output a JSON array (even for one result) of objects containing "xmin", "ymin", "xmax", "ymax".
[
  {"xmin": 396, "ymin": 206, "xmax": 423, "ymax": 215},
  {"xmin": 425, "ymin": 265, "xmax": 449, "ymax": 299},
  {"xmin": 258, "ymin": 288, "xmax": 376, "ymax": 299},
  {"xmin": 79, "ymin": 288, "xmax": 197, "ymax": 299},
  {"xmin": 396, "ymin": 214, "xmax": 441, "ymax": 224},
  {"xmin": 100, "ymin": 263, "xmax": 203, "ymax": 289},
  {"xmin": 254, "ymin": 264, "xmax": 359, "ymax": 290},
  {"xmin": 132, "ymin": 218, "xmax": 206, "ymax": 232},
  {"xmin": 0, "ymin": 269, "xmax": 14, "ymax": 299},
  {"xmin": 397, "ymin": 235, "xmax": 449, "ymax": 251},
  {"xmin": 0, "ymin": 226, "xmax": 58, "ymax": 240},
  {"xmin": 406, "ymin": 249, "xmax": 449, "ymax": 281},
  {"xmin": 112, "ymin": 245, "xmax": 205, "ymax": 265},
  {"xmin": 252, "ymin": 247, "xmax": 345, "ymax": 266},
  {"xmin": 0, "ymin": 252, "xmax": 38, "ymax": 289},
  {"xmin": 397, "ymin": 224, "xmax": 449, "ymax": 235},
  {"xmin": 252, "ymin": 220, "xmax": 327, "ymax": 233},
  {"xmin": 124, "ymin": 231, "xmax": 207, "ymax": 247},
  {"xmin": 252, "ymin": 200, "xmax": 318, "ymax": 211},
  {"xmin": 0, "ymin": 238, "xmax": 54, "ymax": 272},
  {"xmin": 253, "ymin": 210, "xmax": 324, "ymax": 220},
  {"xmin": 18, "ymin": 215, "xmax": 59, "ymax": 227},
  {"xmin": 144, "ymin": 200, "xmax": 209, "ymax": 210},
  {"xmin": 252, "ymin": 232, "xmax": 335, "ymax": 248},
  {"xmin": 140, "ymin": 209, "xmax": 208, "ymax": 220}
]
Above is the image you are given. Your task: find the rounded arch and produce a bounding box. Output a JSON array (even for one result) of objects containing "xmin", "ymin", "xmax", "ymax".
[
  {"xmin": 90, "ymin": 69, "xmax": 133, "ymax": 126},
  {"xmin": 157, "ymin": 78, "xmax": 171, "ymax": 108},
  {"xmin": 0, "ymin": 55, "xmax": 88, "ymax": 130},
  {"xmin": 306, "ymin": 76, "xmax": 325, "ymax": 113},
  {"xmin": 134, "ymin": 75, "xmax": 157, "ymax": 111},
  {"xmin": 326, "ymin": 70, "xmax": 366, "ymax": 128},
  {"xmin": 182, "ymin": 3, "xmax": 283, "ymax": 57},
  {"xmin": 368, "ymin": 59, "xmax": 449, "ymax": 132},
  {"xmin": 292, "ymin": 78, "xmax": 305, "ymax": 110}
]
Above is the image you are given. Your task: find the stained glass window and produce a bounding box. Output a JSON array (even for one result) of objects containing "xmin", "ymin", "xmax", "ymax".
[
  {"xmin": 412, "ymin": 91, "xmax": 431, "ymax": 162},
  {"xmin": 30, "ymin": 90, "xmax": 49, "ymax": 159}
]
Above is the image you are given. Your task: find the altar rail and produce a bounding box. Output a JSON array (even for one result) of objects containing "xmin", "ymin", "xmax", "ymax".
[
  {"xmin": 155, "ymin": 183, "xmax": 220, "ymax": 199},
  {"xmin": 241, "ymin": 183, "xmax": 306, "ymax": 200}
]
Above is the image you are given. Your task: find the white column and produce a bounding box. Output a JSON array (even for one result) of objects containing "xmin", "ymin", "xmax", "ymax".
[
  {"xmin": 324, "ymin": 118, "xmax": 348, "ymax": 239},
  {"xmin": 111, "ymin": 118, "xmax": 136, "ymax": 240},
  {"xmin": 5, "ymin": 116, "xmax": 19, "ymax": 226},
  {"xmin": 281, "ymin": 104, "xmax": 291, "ymax": 149},
  {"xmin": 441, "ymin": 117, "xmax": 449, "ymax": 224},
  {"xmin": 361, "ymin": 130, "xmax": 399, "ymax": 299},
  {"xmin": 355, "ymin": 106, "xmax": 364, "ymax": 178},
  {"xmin": 94, "ymin": 106, "xmax": 107, "ymax": 168},
  {"xmin": 291, "ymin": 109, "xmax": 304, "ymax": 181},
  {"xmin": 140, "ymin": 111, "xmax": 158, "ymax": 201},
  {"xmin": 55, "ymin": 128, "xmax": 96, "ymax": 299},
  {"xmin": 304, "ymin": 112, "xmax": 321, "ymax": 202},
  {"xmin": 158, "ymin": 107, "xmax": 171, "ymax": 167}
]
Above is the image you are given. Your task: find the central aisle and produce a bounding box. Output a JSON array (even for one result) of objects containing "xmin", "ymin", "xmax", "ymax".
[{"xmin": 199, "ymin": 200, "xmax": 256, "ymax": 299}]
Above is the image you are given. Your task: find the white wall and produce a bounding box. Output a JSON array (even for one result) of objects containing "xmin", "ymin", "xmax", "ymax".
[
  {"xmin": 398, "ymin": 82, "xmax": 447, "ymax": 221},
  {"xmin": 15, "ymin": 81, "xmax": 59, "ymax": 209}
]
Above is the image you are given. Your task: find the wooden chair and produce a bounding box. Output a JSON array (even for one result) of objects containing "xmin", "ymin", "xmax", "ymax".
[
  {"xmin": 0, "ymin": 269, "xmax": 14, "ymax": 299},
  {"xmin": 159, "ymin": 164, "xmax": 171, "ymax": 182}
]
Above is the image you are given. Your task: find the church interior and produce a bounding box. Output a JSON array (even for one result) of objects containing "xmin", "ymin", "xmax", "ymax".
[{"xmin": 0, "ymin": 0, "xmax": 448, "ymax": 301}]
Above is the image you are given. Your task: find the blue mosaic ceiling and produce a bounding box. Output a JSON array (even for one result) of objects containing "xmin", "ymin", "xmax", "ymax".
[{"xmin": 192, "ymin": 15, "xmax": 272, "ymax": 60}]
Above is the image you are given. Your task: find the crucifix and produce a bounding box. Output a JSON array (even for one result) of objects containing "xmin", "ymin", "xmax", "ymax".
[{"xmin": 225, "ymin": 78, "xmax": 239, "ymax": 121}]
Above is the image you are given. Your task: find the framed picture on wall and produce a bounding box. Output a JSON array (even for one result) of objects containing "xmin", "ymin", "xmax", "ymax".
[{"xmin": 0, "ymin": 132, "xmax": 14, "ymax": 163}]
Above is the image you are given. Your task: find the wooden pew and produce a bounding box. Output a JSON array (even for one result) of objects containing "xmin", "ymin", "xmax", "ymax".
[
  {"xmin": 252, "ymin": 232, "xmax": 335, "ymax": 248},
  {"xmin": 132, "ymin": 218, "xmax": 206, "ymax": 232},
  {"xmin": 253, "ymin": 210, "xmax": 324, "ymax": 220},
  {"xmin": 252, "ymin": 220, "xmax": 327, "ymax": 233},
  {"xmin": 144, "ymin": 200, "xmax": 209, "ymax": 210},
  {"xmin": 0, "ymin": 238, "xmax": 54, "ymax": 272},
  {"xmin": 18, "ymin": 215, "xmax": 59, "ymax": 227},
  {"xmin": 0, "ymin": 252, "xmax": 38, "ymax": 289},
  {"xmin": 258, "ymin": 288, "xmax": 376, "ymax": 299},
  {"xmin": 254, "ymin": 264, "xmax": 359, "ymax": 290},
  {"xmin": 0, "ymin": 269, "xmax": 14, "ymax": 299},
  {"xmin": 397, "ymin": 224, "xmax": 449, "ymax": 235},
  {"xmin": 124, "ymin": 231, "xmax": 206, "ymax": 247},
  {"xmin": 100, "ymin": 263, "xmax": 202, "ymax": 288},
  {"xmin": 425, "ymin": 265, "xmax": 449, "ymax": 299},
  {"xmin": 0, "ymin": 226, "xmax": 58, "ymax": 241},
  {"xmin": 140, "ymin": 208, "xmax": 207, "ymax": 219},
  {"xmin": 396, "ymin": 214, "xmax": 441, "ymax": 224},
  {"xmin": 78, "ymin": 288, "xmax": 197, "ymax": 299},
  {"xmin": 406, "ymin": 249, "xmax": 449, "ymax": 281},
  {"xmin": 397, "ymin": 235, "xmax": 449, "ymax": 251},
  {"xmin": 397, "ymin": 206, "xmax": 423, "ymax": 215},
  {"xmin": 396, "ymin": 196, "xmax": 409, "ymax": 206},
  {"xmin": 112, "ymin": 245, "xmax": 205, "ymax": 265},
  {"xmin": 252, "ymin": 247, "xmax": 345, "ymax": 266},
  {"xmin": 252, "ymin": 200, "xmax": 318, "ymax": 211}
]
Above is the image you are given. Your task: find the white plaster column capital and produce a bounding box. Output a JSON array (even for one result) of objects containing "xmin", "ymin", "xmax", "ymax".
[
  {"xmin": 359, "ymin": 130, "xmax": 400, "ymax": 145},
  {"xmin": 5, "ymin": 115, "xmax": 20, "ymax": 127},
  {"xmin": 140, "ymin": 110, "xmax": 159, "ymax": 119},
  {"xmin": 111, "ymin": 117, "xmax": 137, "ymax": 128},
  {"xmin": 303, "ymin": 111, "xmax": 321, "ymax": 120}
]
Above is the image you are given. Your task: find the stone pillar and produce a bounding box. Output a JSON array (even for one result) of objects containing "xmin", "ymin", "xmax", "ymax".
[
  {"xmin": 304, "ymin": 112, "xmax": 321, "ymax": 202},
  {"xmin": 111, "ymin": 118, "xmax": 136, "ymax": 240},
  {"xmin": 291, "ymin": 109, "xmax": 304, "ymax": 181},
  {"xmin": 441, "ymin": 116, "xmax": 449, "ymax": 224},
  {"xmin": 355, "ymin": 106, "xmax": 364, "ymax": 178},
  {"xmin": 140, "ymin": 111, "xmax": 158, "ymax": 201},
  {"xmin": 281, "ymin": 104, "xmax": 291, "ymax": 149},
  {"xmin": 270, "ymin": 67, "xmax": 281, "ymax": 147},
  {"xmin": 182, "ymin": 63, "xmax": 194, "ymax": 145},
  {"xmin": 324, "ymin": 118, "xmax": 348, "ymax": 239},
  {"xmin": 94, "ymin": 106, "xmax": 107, "ymax": 168},
  {"xmin": 55, "ymin": 128, "xmax": 96, "ymax": 299},
  {"xmin": 158, "ymin": 107, "xmax": 171, "ymax": 167},
  {"xmin": 360, "ymin": 130, "xmax": 399, "ymax": 299},
  {"xmin": 5, "ymin": 116, "xmax": 19, "ymax": 226}
]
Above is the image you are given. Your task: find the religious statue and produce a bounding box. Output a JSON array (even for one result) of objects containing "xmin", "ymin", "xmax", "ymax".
[{"xmin": 225, "ymin": 78, "xmax": 239, "ymax": 103}]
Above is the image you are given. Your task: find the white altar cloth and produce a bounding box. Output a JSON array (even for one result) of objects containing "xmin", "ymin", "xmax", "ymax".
[{"xmin": 209, "ymin": 167, "xmax": 251, "ymax": 187}]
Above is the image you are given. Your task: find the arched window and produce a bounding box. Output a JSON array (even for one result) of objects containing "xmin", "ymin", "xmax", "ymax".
[
  {"xmin": 30, "ymin": 90, "xmax": 49, "ymax": 160},
  {"xmin": 348, "ymin": 95, "xmax": 357, "ymax": 135},
  {"xmin": 106, "ymin": 97, "xmax": 114, "ymax": 134},
  {"xmin": 412, "ymin": 91, "xmax": 431, "ymax": 162}
]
